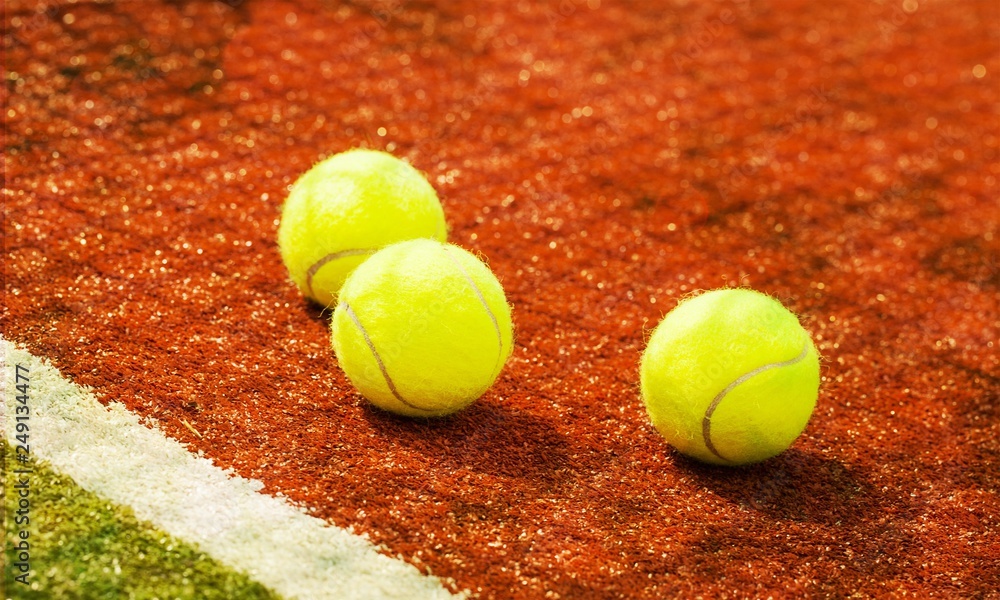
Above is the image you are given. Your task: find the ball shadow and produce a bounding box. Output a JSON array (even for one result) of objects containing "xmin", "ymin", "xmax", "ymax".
[
  {"xmin": 301, "ymin": 296, "xmax": 334, "ymax": 325},
  {"xmin": 681, "ymin": 448, "xmax": 879, "ymax": 525},
  {"xmin": 680, "ymin": 448, "xmax": 944, "ymax": 583},
  {"xmin": 361, "ymin": 398, "xmax": 574, "ymax": 489}
]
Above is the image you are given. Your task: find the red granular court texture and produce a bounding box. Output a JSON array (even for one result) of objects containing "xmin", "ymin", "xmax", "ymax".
[{"xmin": 3, "ymin": 0, "xmax": 998, "ymax": 598}]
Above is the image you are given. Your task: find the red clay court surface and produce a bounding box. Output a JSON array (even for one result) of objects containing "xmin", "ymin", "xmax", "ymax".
[{"xmin": 3, "ymin": 0, "xmax": 999, "ymax": 598}]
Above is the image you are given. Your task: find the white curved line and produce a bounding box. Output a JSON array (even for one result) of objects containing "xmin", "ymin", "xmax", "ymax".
[{"xmin": 702, "ymin": 342, "xmax": 810, "ymax": 462}]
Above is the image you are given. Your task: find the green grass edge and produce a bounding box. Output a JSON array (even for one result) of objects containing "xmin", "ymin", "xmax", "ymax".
[{"xmin": 3, "ymin": 441, "xmax": 282, "ymax": 600}]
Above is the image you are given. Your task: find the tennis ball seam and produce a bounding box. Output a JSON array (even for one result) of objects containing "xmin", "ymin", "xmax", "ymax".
[
  {"xmin": 306, "ymin": 248, "xmax": 376, "ymax": 300},
  {"xmin": 339, "ymin": 299, "xmax": 436, "ymax": 414},
  {"xmin": 701, "ymin": 340, "xmax": 811, "ymax": 463},
  {"xmin": 440, "ymin": 245, "xmax": 505, "ymax": 382}
]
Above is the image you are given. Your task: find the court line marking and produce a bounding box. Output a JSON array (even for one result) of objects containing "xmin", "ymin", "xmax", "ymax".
[{"xmin": 2, "ymin": 338, "xmax": 465, "ymax": 600}]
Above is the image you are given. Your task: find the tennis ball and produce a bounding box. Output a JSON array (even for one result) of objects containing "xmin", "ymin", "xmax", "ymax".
[
  {"xmin": 331, "ymin": 239, "xmax": 513, "ymax": 417},
  {"xmin": 640, "ymin": 288, "xmax": 820, "ymax": 466},
  {"xmin": 277, "ymin": 149, "xmax": 446, "ymax": 307}
]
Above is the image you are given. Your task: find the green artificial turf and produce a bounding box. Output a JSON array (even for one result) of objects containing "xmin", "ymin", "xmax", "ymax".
[{"xmin": 3, "ymin": 442, "xmax": 280, "ymax": 600}]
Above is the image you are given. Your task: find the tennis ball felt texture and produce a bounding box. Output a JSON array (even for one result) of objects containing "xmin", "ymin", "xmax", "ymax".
[
  {"xmin": 640, "ymin": 288, "xmax": 820, "ymax": 466},
  {"xmin": 331, "ymin": 239, "xmax": 513, "ymax": 417},
  {"xmin": 277, "ymin": 149, "xmax": 446, "ymax": 307}
]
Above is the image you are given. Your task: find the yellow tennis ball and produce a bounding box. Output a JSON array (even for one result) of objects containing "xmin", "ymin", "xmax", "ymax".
[
  {"xmin": 640, "ymin": 288, "xmax": 820, "ymax": 466},
  {"xmin": 277, "ymin": 148, "xmax": 446, "ymax": 307},
  {"xmin": 331, "ymin": 239, "xmax": 514, "ymax": 417}
]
